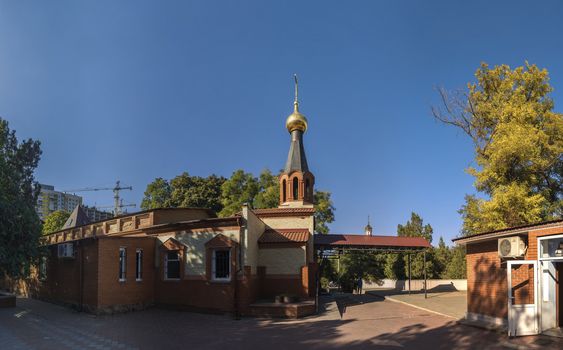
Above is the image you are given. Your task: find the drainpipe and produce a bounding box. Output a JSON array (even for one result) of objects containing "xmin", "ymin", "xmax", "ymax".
[
  {"xmin": 78, "ymin": 241, "xmax": 84, "ymax": 312},
  {"xmin": 234, "ymin": 213, "xmax": 246, "ymax": 320}
]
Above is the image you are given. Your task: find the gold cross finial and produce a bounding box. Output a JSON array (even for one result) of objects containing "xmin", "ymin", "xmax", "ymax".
[{"xmin": 293, "ymin": 74, "xmax": 299, "ymax": 111}]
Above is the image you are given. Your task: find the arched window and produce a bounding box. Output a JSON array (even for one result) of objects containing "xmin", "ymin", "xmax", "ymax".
[
  {"xmin": 305, "ymin": 178, "xmax": 310, "ymax": 199},
  {"xmin": 293, "ymin": 177, "xmax": 299, "ymax": 200},
  {"xmin": 282, "ymin": 180, "xmax": 287, "ymax": 202}
]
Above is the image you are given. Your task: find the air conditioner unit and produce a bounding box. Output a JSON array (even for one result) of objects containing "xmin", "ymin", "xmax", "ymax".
[
  {"xmin": 498, "ymin": 236, "xmax": 527, "ymax": 258},
  {"xmin": 57, "ymin": 243, "xmax": 74, "ymax": 259}
]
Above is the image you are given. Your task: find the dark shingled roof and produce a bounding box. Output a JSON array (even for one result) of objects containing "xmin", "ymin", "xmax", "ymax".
[
  {"xmin": 284, "ymin": 130, "xmax": 309, "ymax": 174},
  {"xmin": 62, "ymin": 205, "xmax": 91, "ymax": 229}
]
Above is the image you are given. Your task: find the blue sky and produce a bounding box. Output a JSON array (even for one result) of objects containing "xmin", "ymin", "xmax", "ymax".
[{"xmin": 2, "ymin": 0, "xmax": 563, "ymax": 245}]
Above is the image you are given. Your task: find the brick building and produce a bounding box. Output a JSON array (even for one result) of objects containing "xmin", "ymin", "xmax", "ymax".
[
  {"xmin": 29, "ymin": 80, "xmax": 318, "ymax": 317},
  {"xmin": 453, "ymin": 220, "xmax": 563, "ymax": 336}
]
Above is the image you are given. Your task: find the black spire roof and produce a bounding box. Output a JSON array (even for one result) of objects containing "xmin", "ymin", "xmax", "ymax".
[{"xmin": 284, "ymin": 130, "xmax": 309, "ymax": 173}]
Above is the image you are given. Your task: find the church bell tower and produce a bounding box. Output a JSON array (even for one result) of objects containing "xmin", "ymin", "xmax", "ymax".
[{"xmin": 279, "ymin": 75, "xmax": 315, "ymax": 207}]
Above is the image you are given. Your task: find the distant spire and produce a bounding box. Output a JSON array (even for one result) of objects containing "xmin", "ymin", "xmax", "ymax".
[{"xmin": 365, "ymin": 215, "xmax": 373, "ymax": 236}]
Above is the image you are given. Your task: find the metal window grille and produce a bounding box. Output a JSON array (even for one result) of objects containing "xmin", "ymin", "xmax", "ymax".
[
  {"xmin": 165, "ymin": 251, "xmax": 180, "ymax": 279},
  {"xmin": 213, "ymin": 250, "xmax": 230, "ymax": 280},
  {"xmin": 136, "ymin": 249, "xmax": 143, "ymax": 281},
  {"xmin": 119, "ymin": 248, "xmax": 126, "ymax": 281}
]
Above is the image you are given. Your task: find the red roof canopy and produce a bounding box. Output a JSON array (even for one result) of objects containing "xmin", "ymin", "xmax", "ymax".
[{"xmin": 314, "ymin": 234, "xmax": 431, "ymax": 250}]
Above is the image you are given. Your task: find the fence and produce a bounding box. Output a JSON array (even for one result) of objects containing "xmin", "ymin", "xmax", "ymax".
[{"xmin": 363, "ymin": 279, "xmax": 467, "ymax": 292}]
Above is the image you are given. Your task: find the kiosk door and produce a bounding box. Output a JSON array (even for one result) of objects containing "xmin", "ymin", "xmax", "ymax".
[{"xmin": 507, "ymin": 260, "xmax": 538, "ymax": 336}]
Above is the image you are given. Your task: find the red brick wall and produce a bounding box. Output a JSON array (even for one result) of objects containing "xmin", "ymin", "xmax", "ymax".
[
  {"xmin": 466, "ymin": 240, "xmax": 507, "ymax": 319},
  {"xmin": 36, "ymin": 239, "xmax": 98, "ymax": 310},
  {"xmin": 467, "ymin": 226, "xmax": 563, "ymax": 319},
  {"xmin": 96, "ymin": 237, "xmax": 156, "ymax": 310}
]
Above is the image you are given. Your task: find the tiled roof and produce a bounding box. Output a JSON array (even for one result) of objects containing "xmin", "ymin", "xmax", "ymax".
[
  {"xmin": 258, "ymin": 229, "xmax": 310, "ymax": 244},
  {"xmin": 252, "ymin": 207, "xmax": 315, "ymax": 217},
  {"xmin": 314, "ymin": 234, "xmax": 431, "ymax": 249},
  {"xmin": 452, "ymin": 219, "xmax": 563, "ymax": 245}
]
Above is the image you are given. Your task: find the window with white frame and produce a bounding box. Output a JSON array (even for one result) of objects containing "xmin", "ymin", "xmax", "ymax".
[
  {"xmin": 136, "ymin": 249, "xmax": 143, "ymax": 281},
  {"xmin": 212, "ymin": 249, "xmax": 231, "ymax": 281},
  {"xmin": 164, "ymin": 251, "xmax": 180, "ymax": 279},
  {"xmin": 119, "ymin": 247, "xmax": 126, "ymax": 281},
  {"xmin": 39, "ymin": 256, "xmax": 47, "ymax": 280}
]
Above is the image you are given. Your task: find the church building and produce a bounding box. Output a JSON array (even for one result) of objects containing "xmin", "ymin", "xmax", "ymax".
[{"xmin": 32, "ymin": 80, "xmax": 318, "ymax": 317}]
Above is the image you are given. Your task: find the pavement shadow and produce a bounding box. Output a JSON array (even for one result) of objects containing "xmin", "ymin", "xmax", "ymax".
[{"xmin": 332, "ymin": 293, "xmax": 383, "ymax": 318}]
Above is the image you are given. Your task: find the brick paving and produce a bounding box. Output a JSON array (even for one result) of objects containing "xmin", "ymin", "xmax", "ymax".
[
  {"xmin": 0, "ymin": 296, "xmax": 561, "ymax": 349},
  {"xmin": 369, "ymin": 290, "xmax": 467, "ymax": 319}
]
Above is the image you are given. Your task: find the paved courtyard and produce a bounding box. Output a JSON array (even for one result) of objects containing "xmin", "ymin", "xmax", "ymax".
[
  {"xmin": 368, "ymin": 290, "xmax": 467, "ymax": 320},
  {"xmin": 0, "ymin": 296, "xmax": 561, "ymax": 349}
]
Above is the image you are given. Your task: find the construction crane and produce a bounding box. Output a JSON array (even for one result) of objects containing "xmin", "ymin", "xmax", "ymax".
[
  {"xmin": 95, "ymin": 200, "xmax": 136, "ymax": 215},
  {"xmin": 63, "ymin": 180, "xmax": 133, "ymax": 216}
]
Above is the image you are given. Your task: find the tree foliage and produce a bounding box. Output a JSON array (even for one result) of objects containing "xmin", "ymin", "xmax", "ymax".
[
  {"xmin": 397, "ymin": 212, "xmax": 433, "ymax": 244},
  {"xmin": 0, "ymin": 118, "xmax": 42, "ymax": 279},
  {"xmin": 141, "ymin": 174, "xmax": 225, "ymax": 213},
  {"xmin": 433, "ymin": 62, "xmax": 563, "ymax": 235},
  {"xmin": 42, "ymin": 210, "xmax": 70, "ymax": 235},
  {"xmin": 219, "ymin": 170, "xmax": 260, "ymax": 217},
  {"xmin": 141, "ymin": 168, "xmax": 335, "ymax": 233}
]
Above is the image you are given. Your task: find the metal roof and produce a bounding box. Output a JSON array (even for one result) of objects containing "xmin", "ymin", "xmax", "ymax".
[
  {"xmin": 284, "ymin": 130, "xmax": 309, "ymax": 174},
  {"xmin": 314, "ymin": 234, "xmax": 431, "ymax": 250},
  {"xmin": 452, "ymin": 219, "xmax": 563, "ymax": 245}
]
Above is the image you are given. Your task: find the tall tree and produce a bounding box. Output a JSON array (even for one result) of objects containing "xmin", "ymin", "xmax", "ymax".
[
  {"xmin": 141, "ymin": 174, "xmax": 225, "ymax": 213},
  {"xmin": 140, "ymin": 177, "xmax": 171, "ymax": 209},
  {"xmin": 433, "ymin": 62, "xmax": 563, "ymax": 235},
  {"xmin": 397, "ymin": 212, "xmax": 434, "ymax": 279},
  {"xmin": 434, "ymin": 237, "xmax": 452, "ymax": 278},
  {"xmin": 314, "ymin": 191, "xmax": 335, "ymax": 234},
  {"xmin": 397, "ymin": 212, "xmax": 433, "ymax": 244},
  {"xmin": 169, "ymin": 173, "xmax": 225, "ymax": 213},
  {"xmin": 0, "ymin": 118, "xmax": 42, "ymax": 279},
  {"xmin": 219, "ymin": 170, "xmax": 260, "ymax": 217},
  {"xmin": 42, "ymin": 210, "xmax": 70, "ymax": 235},
  {"xmin": 253, "ymin": 169, "xmax": 280, "ymax": 209},
  {"xmin": 445, "ymin": 245, "xmax": 467, "ymax": 279},
  {"xmin": 141, "ymin": 169, "xmax": 336, "ymax": 233}
]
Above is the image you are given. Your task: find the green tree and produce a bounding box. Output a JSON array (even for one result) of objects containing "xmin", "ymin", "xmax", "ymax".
[
  {"xmin": 433, "ymin": 237, "xmax": 452, "ymax": 278},
  {"xmin": 141, "ymin": 174, "xmax": 225, "ymax": 213},
  {"xmin": 398, "ymin": 212, "xmax": 433, "ymax": 244},
  {"xmin": 253, "ymin": 169, "xmax": 280, "ymax": 209},
  {"xmin": 169, "ymin": 173, "xmax": 225, "ymax": 213},
  {"xmin": 433, "ymin": 62, "xmax": 563, "ymax": 235},
  {"xmin": 219, "ymin": 170, "xmax": 260, "ymax": 217},
  {"xmin": 397, "ymin": 212, "xmax": 435, "ymax": 279},
  {"xmin": 314, "ymin": 191, "xmax": 335, "ymax": 234},
  {"xmin": 0, "ymin": 118, "xmax": 42, "ymax": 279},
  {"xmin": 445, "ymin": 245, "xmax": 467, "ymax": 279},
  {"xmin": 384, "ymin": 253, "xmax": 406, "ymax": 280},
  {"xmin": 141, "ymin": 169, "xmax": 336, "ymax": 233},
  {"xmin": 42, "ymin": 210, "xmax": 70, "ymax": 235},
  {"xmin": 339, "ymin": 251, "xmax": 385, "ymax": 292},
  {"xmin": 140, "ymin": 177, "xmax": 171, "ymax": 209}
]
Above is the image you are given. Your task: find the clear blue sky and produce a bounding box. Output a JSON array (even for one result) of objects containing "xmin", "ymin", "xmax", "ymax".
[{"xmin": 2, "ymin": 1, "xmax": 563, "ymax": 245}]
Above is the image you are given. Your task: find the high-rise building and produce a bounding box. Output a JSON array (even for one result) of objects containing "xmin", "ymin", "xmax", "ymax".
[
  {"xmin": 82, "ymin": 205, "xmax": 114, "ymax": 222},
  {"xmin": 35, "ymin": 184, "xmax": 83, "ymax": 221}
]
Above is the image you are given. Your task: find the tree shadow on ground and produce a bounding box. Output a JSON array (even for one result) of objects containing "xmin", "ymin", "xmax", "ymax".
[{"xmin": 335, "ymin": 293, "xmax": 383, "ymax": 318}]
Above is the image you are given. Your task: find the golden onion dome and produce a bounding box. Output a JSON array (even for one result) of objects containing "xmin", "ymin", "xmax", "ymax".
[{"xmin": 286, "ymin": 102, "xmax": 308, "ymax": 133}]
